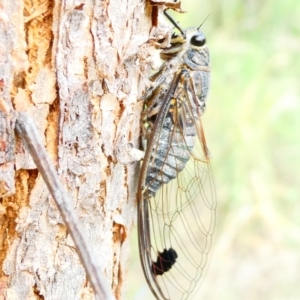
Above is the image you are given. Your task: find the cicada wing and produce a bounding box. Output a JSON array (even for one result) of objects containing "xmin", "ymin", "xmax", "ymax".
[
  {"xmin": 138, "ymin": 73, "xmax": 185, "ymax": 300},
  {"xmin": 148, "ymin": 124, "xmax": 216, "ymax": 299},
  {"xmin": 138, "ymin": 71, "xmax": 216, "ymax": 300},
  {"xmin": 138, "ymin": 186, "xmax": 168, "ymax": 300}
]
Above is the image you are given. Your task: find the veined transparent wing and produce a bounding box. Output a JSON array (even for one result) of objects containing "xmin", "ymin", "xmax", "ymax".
[{"xmin": 138, "ymin": 74, "xmax": 216, "ymax": 300}]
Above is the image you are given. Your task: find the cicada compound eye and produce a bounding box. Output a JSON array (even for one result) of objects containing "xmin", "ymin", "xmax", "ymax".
[{"xmin": 190, "ymin": 32, "xmax": 206, "ymax": 47}]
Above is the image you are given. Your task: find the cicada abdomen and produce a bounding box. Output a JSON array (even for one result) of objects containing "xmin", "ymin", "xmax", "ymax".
[{"xmin": 137, "ymin": 10, "xmax": 217, "ymax": 300}]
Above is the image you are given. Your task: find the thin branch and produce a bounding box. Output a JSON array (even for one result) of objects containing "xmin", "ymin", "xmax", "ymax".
[{"xmin": 0, "ymin": 100, "xmax": 114, "ymax": 300}]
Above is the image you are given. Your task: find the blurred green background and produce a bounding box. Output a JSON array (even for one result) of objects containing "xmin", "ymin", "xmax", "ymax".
[{"xmin": 127, "ymin": 1, "xmax": 300, "ymax": 299}]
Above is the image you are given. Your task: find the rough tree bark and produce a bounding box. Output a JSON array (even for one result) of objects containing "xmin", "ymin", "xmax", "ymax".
[{"xmin": 0, "ymin": 0, "xmax": 155, "ymax": 299}]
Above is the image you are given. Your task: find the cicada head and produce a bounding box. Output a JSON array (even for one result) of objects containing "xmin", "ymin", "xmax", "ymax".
[{"xmin": 159, "ymin": 10, "xmax": 209, "ymax": 66}]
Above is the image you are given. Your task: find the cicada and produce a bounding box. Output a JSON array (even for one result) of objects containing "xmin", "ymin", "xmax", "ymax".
[{"xmin": 137, "ymin": 9, "xmax": 217, "ymax": 300}]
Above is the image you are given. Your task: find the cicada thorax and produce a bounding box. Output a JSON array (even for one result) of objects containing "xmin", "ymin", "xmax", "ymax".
[{"xmin": 138, "ymin": 12, "xmax": 215, "ymax": 300}]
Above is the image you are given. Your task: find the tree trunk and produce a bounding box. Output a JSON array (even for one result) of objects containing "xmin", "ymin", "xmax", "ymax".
[{"xmin": 0, "ymin": 0, "xmax": 153, "ymax": 299}]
